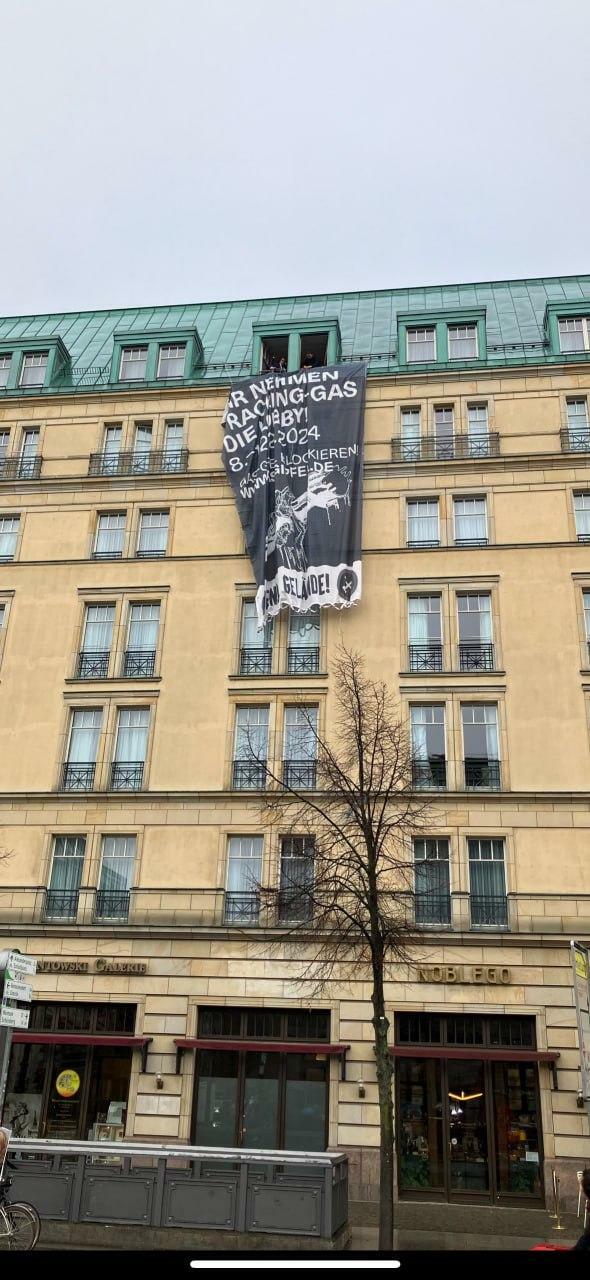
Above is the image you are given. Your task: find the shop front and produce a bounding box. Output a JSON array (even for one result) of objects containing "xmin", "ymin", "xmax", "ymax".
[
  {"xmin": 2, "ymin": 1002, "xmax": 149, "ymax": 1140},
  {"xmin": 394, "ymin": 1013, "xmax": 557, "ymax": 1204}
]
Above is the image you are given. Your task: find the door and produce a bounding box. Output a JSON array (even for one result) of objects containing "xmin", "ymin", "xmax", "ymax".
[
  {"xmin": 446, "ymin": 1059, "xmax": 489, "ymax": 1196},
  {"xmin": 44, "ymin": 1045, "xmax": 89, "ymax": 1138}
]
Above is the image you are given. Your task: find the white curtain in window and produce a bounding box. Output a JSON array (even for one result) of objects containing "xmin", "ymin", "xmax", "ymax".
[
  {"xmin": 84, "ymin": 605, "xmax": 115, "ymax": 652},
  {"xmin": 138, "ymin": 512, "xmax": 168, "ymax": 553},
  {"xmin": 408, "ymin": 597, "xmax": 440, "ymax": 644},
  {"xmin": 0, "ymin": 517, "xmax": 19, "ymax": 558},
  {"xmin": 68, "ymin": 710, "xmax": 102, "ymax": 763},
  {"xmin": 457, "ymin": 594, "xmax": 492, "ymax": 643},
  {"xmin": 20, "ymin": 430, "xmax": 39, "ymax": 460},
  {"xmin": 99, "ymin": 835, "xmax": 136, "ymax": 892},
  {"xmin": 242, "ymin": 601, "xmax": 272, "ymax": 649},
  {"xmin": 133, "ymin": 424, "xmax": 152, "ymax": 471},
  {"xmin": 115, "ymin": 708, "xmax": 150, "ymax": 762},
  {"xmin": 96, "ymin": 514, "xmax": 125, "ymax": 554},
  {"xmin": 128, "ymin": 603, "xmax": 160, "ymax": 650},
  {"xmin": 469, "ymin": 840, "xmax": 506, "ymax": 900},
  {"xmin": 401, "ymin": 409, "xmax": 420, "ymax": 458},
  {"xmin": 410, "ymin": 708, "xmax": 428, "ymax": 760},
  {"xmin": 407, "ymin": 501, "xmax": 439, "ymax": 543},
  {"xmin": 454, "ymin": 498, "xmax": 487, "ymax": 541},
  {"xmin": 48, "ymin": 836, "xmax": 85, "ymax": 893},
  {"xmin": 104, "ymin": 426, "xmax": 121, "ymax": 455},
  {"xmin": 288, "ymin": 608, "xmax": 320, "ymax": 647},
  {"xmin": 164, "ymin": 422, "xmax": 183, "ymax": 452},
  {"xmin": 235, "ymin": 706, "xmax": 268, "ymax": 761},
  {"xmin": 575, "ymin": 496, "xmax": 590, "ymax": 538},
  {"xmin": 284, "ymin": 706, "xmax": 318, "ymax": 761},
  {"xmin": 226, "ymin": 836, "xmax": 263, "ymax": 894}
]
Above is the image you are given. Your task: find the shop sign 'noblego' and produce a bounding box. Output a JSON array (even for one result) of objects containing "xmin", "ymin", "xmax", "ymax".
[{"xmin": 222, "ymin": 362, "xmax": 367, "ymax": 628}]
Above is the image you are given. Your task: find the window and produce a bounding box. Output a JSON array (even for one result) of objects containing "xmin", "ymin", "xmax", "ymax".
[
  {"xmin": 558, "ymin": 316, "xmax": 590, "ymax": 353},
  {"xmin": 158, "ymin": 344, "xmax": 186, "ymax": 379},
  {"xmin": 163, "ymin": 421, "xmax": 185, "ymax": 472},
  {"xmin": 20, "ymin": 351, "xmax": 48, "ymax": 387},
  {"xmin": 97, "ymin": 835, "xmax": 136, "ymax": 920},
  {"xmin": 434, "ymin": 406, "xmax": 454, "ymax": 459},
  {"xmin": 565, "ymin": 399, "xmax": 590, "ymax": 451},
  {"xmin": 93, "ymin": 512, "xmax": 126, "ymax": 560},
  {"xmin": 584, "ymin": 591, "xmax": 590, "ymax": 661},
  {"xmin": 448, "ymin": 324, "xmax": 477, "ymax": 360},
  {"xmin": 240, "ymin": 601, "xmax": 272, "ymax": 675},
  {"xmin": 414, "ymin": 838, "xmax": 451, "ymax": 925},
  {"xmin": 279, "ymin": 836, "xmax": 314, "ymax": 922},
  {"xmin": 462, "ymin": 704, "xmax": 500, "ymax": 789},
  {"xmin": 224, "ymin": 835, "xmax": 263, "ymax": 924},
  {"xmin": 136, "ymin": 511, "xmax": 169, "ymax": 558},
  {"xmin": 288, "ymin": 608, "xmax": 320, "ymax": 674},
  {"xmin": 78, "ymin": 604, "xmax": 115, "ymax": 679},
  {"xmin": 407, "ymin": 498, "xmax": 439, "ymax": 547},
  {"xmin": 261, "ymin": 334, "xmax": 289, "ymax": 372},
  {"xmin": 0, "ymin": 355, "xmax": 11, "ymax": 388},
  {"xmin": 457, "ymin": 593, "xmax": 494, "ymax": 670},
  {"xmin": 283, "ymin": 705, "xmax": 318, "ymax": 789},
  {"xmin": 453, "ymin": 496, "xmax": 488, "ymax": 546},
  {"xmin": 0, "ymin": 516, "xmax": 19, "ymax": 561},
  {"xmin": 0, "ymin": 431, "xmax": 9, "ymax": 468},
  {"xmin": 233, "ymin": 705, "xmax": 269, "ymax": 789},
  {"xmin": 102, "ymin": 425, "xmax": 122, "ymax": 474},
  {"xmin": 132, "ymin": 422, "xmax": 152, "ymax": 473},
  {"xmin": 401, "ymin": 408, "xmax": 421, "ymax": 461},
  {"xmin": 46, "ymin": 836, "xmax": 86, "ymax": 920},
  {"xmin": 407, "ymin": 327, "xmax": 436, "ymax": 363},
  {"xmin": 63, "ymin": 709, "xmax": 102, "ymax": 791},
  {"xmin": 19, "ymin": 429, "xmax": 39, "ymax": 478},
  {"xmin": 467, "ymin": 404, "xmax": 490, "ymax": 456},
  {"xmin": 119, "ymin": 346, "xmax": 148, "ymax": 381},
  {"xmin": 111, "ymin": 708, "xmax": 150, "ymax": 790},
  {"xmin": 410, "ymin": 705, "xmax": 446, "ymax": 788},
  {"xmin": 574, "ymin": 493, "xmax": 590, "ymax": 541},
  {"xmin": 468, "ymin": 837, "xmax": 507, "ymax": 926},
  {"xmin": 124, "ymin": 602, "xmax": 160, "ymax": 677},
  {"xmin": 408, "ymin": 595, "xmax": 443, "ymax": 672}
]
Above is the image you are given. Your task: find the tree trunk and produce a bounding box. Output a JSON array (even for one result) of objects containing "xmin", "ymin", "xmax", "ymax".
[{"xmin": 372, "ymin": 961, "xmax": 395, "ymax": 1250}]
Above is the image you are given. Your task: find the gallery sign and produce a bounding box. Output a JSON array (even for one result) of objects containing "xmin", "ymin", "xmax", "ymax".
[
  {"xmin": 417, "ymin": 965, "xmax": 511, "ymax": 985},
  {"xmin": 222, "ymin": 362, "xmax": 367, "ymax": 627},
  {"xmin": 37, "ymin": 959, "xmax": 147, "ymax": 975}
]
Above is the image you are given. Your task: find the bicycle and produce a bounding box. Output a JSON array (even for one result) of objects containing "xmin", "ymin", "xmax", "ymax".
[{"xmin": 0, "ymin": 1173, "xmax": 41, "ymax": 1251}]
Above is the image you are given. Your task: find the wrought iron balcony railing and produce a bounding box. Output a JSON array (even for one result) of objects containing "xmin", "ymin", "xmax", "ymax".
[
  {"xmin": 122, "ymin": 649, "xmax": 156, "ymax": 678},
  {"xmin": 92, "ymin": 546, "xmax": 123, "ymax": 560},
  {"xmin": 392, "ymin": 433, "xmax": 499, "ymax": 463},
  {"xmin": 287, "ymin": 646, "xmax": 320, "ymax": 675},
  {"xmin": 0, "ymin": 456, "xmax": 42, "ymax": 480},
  {"xmin": 135, "ymin": 546, "xmax": 166, "ymax": 559},
  {"xmin": 77, "ymin": 650, "xmax": 110, "ymax": 679},
  {"xmin": 408, "ymin": 643, "xmax": 443, "ymax": 673},
  {"xmin": 415, "ymin": 893, "xmax": 452, "ymax": 926},
  {"xmin": 61, "ymin": 762, "xmax": 96, "ymax": 791},
  {"xmin": 560, "ymin": 428, "xmax": 590, "ymax": 454},
  {"xmin": 95, "ymin": 889, "xmax": 131, "ymax": 920},
  {"xmin": 239, "ymin": 646, "xmax": 272, "ymax": 675},
  {"xmin": 277, "ymin": 890, "xmax": 313, "ymax": 923},
  {"xmin": 454, "ymin": 535, "xmax": 489, "ymax": 547},
  {"xmin": 411, "ymin": 758, "xmax": 447, "ymax": 789},
  {"xmin": 470, "ymin": 893, "xmax": 508, "ymax": 927},
  {"xmin": 407, "ymin": 538, "xmax": 440, "ymax": 549},
  {"xmin": 223, "ymin": 891, "xmax": 260, "ymax": 926},
  {"xmin": 283, "ymin": 760, "xmax": 317, "ymax": 789},
  {"xmin": 232, "ymin": 760, "xmax": 267, "ymax": 790},
  {"xmin": 110, "ymin": 761, "xmax": 144, "ymax": 791},
  {"xmin": 464, "ymin": 758, "xmax": 501, "ymax": 790},
  {"xmin": 44, "ymin": 889, "xmax": 80, "ymax": 920},
  {"xmin": 458, "ymin": 642, "xmax": 495, "ymax": 671},
  {"xmin": 88, "ymin": 448, "xmax": 189, "ymax": 477}
]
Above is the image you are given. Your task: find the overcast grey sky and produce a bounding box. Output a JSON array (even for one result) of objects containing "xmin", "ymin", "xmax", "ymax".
[{"xmin": 1, "ymin": 0, "xmax": 589, "ymax": 315}]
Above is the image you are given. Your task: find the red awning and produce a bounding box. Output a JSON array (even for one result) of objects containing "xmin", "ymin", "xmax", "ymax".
[
  {"xmin": 174, "ymin": 1038, "xmax": 349, "ymax": 1056},
  {"xmin": 389, "ymin": 1045, "xmax": 559, "ymax": 1063},
  {"xmin": 12, "ymin": 1033, "xmax": 151, "ymax": 1048}
]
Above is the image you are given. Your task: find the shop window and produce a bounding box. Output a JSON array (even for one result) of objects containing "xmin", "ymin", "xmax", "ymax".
[{"xmin": 197, "ymin": 1005, "xmax": 330, "ymax": 1042}]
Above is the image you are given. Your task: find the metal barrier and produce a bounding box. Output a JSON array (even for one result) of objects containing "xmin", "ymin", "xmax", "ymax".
[{"xmin": 7, "ymin": 1139, "xmax": 348, "ymax": 1240}]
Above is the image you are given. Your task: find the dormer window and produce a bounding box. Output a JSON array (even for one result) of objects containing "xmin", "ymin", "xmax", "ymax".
[
  {"xmin": 407, "ymin": 327, "xmax": 436, "ymax": 363},
  {"xmin": 0, "ymin": 355, "xmax": 11, "ymax": 389},
  {"xmin": 20, "ymin": 351, "xmax": 48, "ymax": 388},
  {"xmin": 158, "ymin": 343, "xmax": 186, "ymax": 379},
  {"xmin": 252, "ymin": 320, "xmax": 340, "ymax": 374},
  {"xmin": 120, "ymin": 346, "xmax": 148, "ymax": 381},
  {"xmin": 558, "ymin": 316, "xmax": 590, "ymax": 353},
  {"xmin": 261, "ymin": 335, "xmax": 289, "ymax": 372},
  {"xmin": 448, "ymin": 324, "xmax": 478, "ymax": 360}
]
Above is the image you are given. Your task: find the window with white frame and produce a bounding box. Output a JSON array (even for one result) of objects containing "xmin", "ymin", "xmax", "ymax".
[
  {"xmin": 0, "ymin": 603, "xmax": 5, "ymax": 634},
  {"xmin": 566, "ymin": 399, "xmax": 590, "ymax": 450},
  {"xmin": 407, "ymin": 498, "xmax": 440, "ymax": 546},
  {"xmin": 233, "ymin": 705, "xmax": 269, "ymax": 789},
  {"xmin": 0, "ymin": 430, "xmax": 9, "ymax": 458},
  {"xmin": 137, "ymin": 511, "xmax": 169, "ymax": 557},
  {"xmin": 574, "ymin": 493, "xmax": 590, "ymax": 541},
  {"xmin": 410, "ymin": 705, "xmax": 446, "ymax": 789},
  {"xmin": 408, "ymin": 595, "xmax": 442, "ymax": 672},
  {"xmin": 434, "ymin": 406, "xmax": 454, "ymax": 459},
  {"xmin": 239, "ymin": 601, "xmax": 273, "ymax": 675},
  {"xmin": 112, "ymin": 708, "xmax": 150, "ymax": 789},
  {"xmin": 119, "ymin": 346, "xmax": 148, "ymax": 380},
  {"xmin": 283, "ymin": 705, "xmax": 318, "ymax": 788},
  {"xmin": 97, "ymin": 835, "xmax": 137, "ymax": 919},
  {"xmin": 414, "ymin": 837, "xmax": 451, "ymax": 925},
  {"xmin": 453, "ymin": 495, "xmax": 488, "ymax": 545},
  {"xmin": 46, "ymin": 835, "xmax": 86, "ymax": 920},
  {"xmin": 102, "ymin": 425, "xmax": 122, "ymax": 473},
  {"xmin": 457, "ymin": 593, "xmax": 494, "ymax": 670},
  {"xmin": 468, "ymin": 837, "xmax": 507, "ymax": 926},
  {"xmin": 406, "ymin": 327, "xmax": 436, "ymax": 363},
  {"xmin": 20, "ymin": 351, "xmax": 48, "ymax": 387},
  {"xmin": 558, "ymin": 317, "xmax": 590, "ymax": 353},
  {"xmin": 0, "ymin": 355, "xmax": 11, "ymax": 388},
  {"xmin": 0, "ymin": 516, "xmax": 19, "ymax": 561},
  {"xmin": 288, "ymin": 608, "xmax": 320, "ymax": 674},
  {"xmin": 448, "ymin": 324, "xmax": 478, "ymax": 359},
  {"xmin": 163, "ymin": 420, "xmax": 184, "ymax": 471},
  {"xmin": 63, "ymin": 708, "xmax": 102, "ymax": 790},
  {"xmin": 78, "ymin": 604, "xmax": 115, "ymax": 679},
  {"xmin": 583, "ymin": 590, "xmax": 590, "ymax": 658},
  {"xmin": 132, "ymin": 422, "xmax": 152, "ymax": 473},
  {"xmin": 19, "ymin": 428, "xmax": 39, "ymax": 477},
  {"xmin": 462, "ymin": 704, "xmax": 500, "ymax": 789},
  {"xmin": 401, "ymin": 407, "xmax": 421, "ymax": 460},
  {"xmin": 93, "ymin": 511, "xmax": 126, "ymax": 559},
  {"xmin": 224, "ymin": 835, "xmax": 263, "ymax": 924},
  {"xmin": 279, "ymin": 835, "xmax": 314, "ymax": 922},
  {"xmin": 467, "ymin": 404, "xmax": 490, "ymax": 455},
  {"xmin": 124, "ymin": 602, "xmax": 160, "ymax": 677},
  {"xmin": 158, "ymin": 344, "xmax": 186, "ymax": 379}
]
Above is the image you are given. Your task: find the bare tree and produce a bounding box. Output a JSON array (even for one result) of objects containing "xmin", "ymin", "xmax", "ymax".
[{"xmin": 247, "ymin": 645, "xmax": 433, "ymax": 1251}]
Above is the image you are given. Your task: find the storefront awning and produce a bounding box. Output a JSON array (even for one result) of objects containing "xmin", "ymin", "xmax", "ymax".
[
  {"xmin": 389, "ymin": 1044, "xmax": 560, "ymax": 1085},
  {"xmin": 174, "ymin": 1038, "xmax": 351, "ymax": 1080},
  {"xmin": 12, "ymin": 1032, "xmax": 152, "ymax": 1072}
]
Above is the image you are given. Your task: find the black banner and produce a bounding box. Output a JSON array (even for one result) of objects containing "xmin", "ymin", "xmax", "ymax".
[{"xmin": 222, "ymin": 362, "xmax": 366, "ymax": 627}]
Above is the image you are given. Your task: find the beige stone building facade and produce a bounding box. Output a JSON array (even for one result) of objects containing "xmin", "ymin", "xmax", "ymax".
[{"xmin": 0, "ymin": 279, "xmax": 589, "ymax": 1210}]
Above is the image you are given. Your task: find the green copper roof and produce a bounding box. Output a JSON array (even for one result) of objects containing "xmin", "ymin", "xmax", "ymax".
[{"xmin": 1, "ymin": 273, "xmax": 590, "ymax": 389}]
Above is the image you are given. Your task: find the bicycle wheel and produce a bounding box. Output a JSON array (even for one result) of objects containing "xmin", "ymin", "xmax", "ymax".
[{"xmin": 0, "ymin": 1201, "xmax": 40, "ymax": 1251}]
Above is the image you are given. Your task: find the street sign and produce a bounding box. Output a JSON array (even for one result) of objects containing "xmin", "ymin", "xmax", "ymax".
[
  {"xmin": 3, "ymin": 978, "xmax": 32, "ymax": 1003},
  {"xmin": 6, "ymin": 952, "xmax": 37, "ymax": 978},
  {"xmin": 0, "ymin": 1005, "xmax": 30, "ymax": 1030}
]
